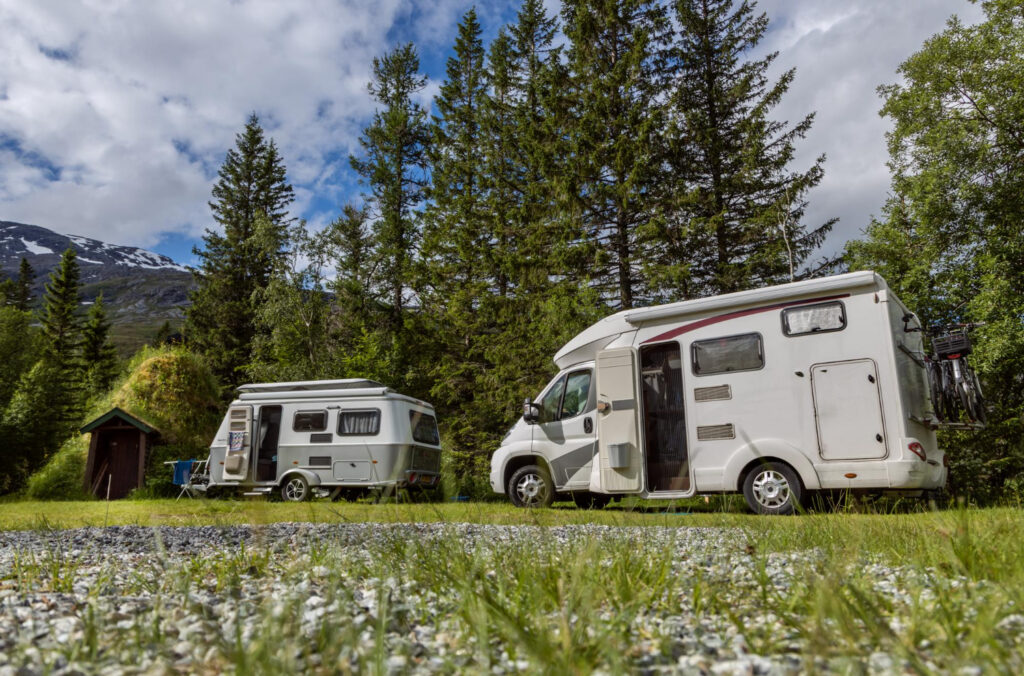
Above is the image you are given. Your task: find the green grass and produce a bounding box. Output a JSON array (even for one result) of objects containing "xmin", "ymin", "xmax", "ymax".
[{"xmin": 2, "ymin": 501, "xmax": 1023, "ymax": 672}]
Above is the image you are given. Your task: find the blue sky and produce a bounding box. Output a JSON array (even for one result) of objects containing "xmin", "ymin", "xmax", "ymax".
[{"xmin": 0, "ymin": 0, "xmax": 982, "ymax": 266}]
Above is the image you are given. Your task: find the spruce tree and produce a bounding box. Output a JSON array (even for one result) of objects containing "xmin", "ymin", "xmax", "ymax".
[
  {"xmin": 81, "ymin": 293, "xmax": 120, "ymax": 394},
  {"xmin": 351, "ymin": 43, "xmax": 430, "ymax": 324},
  {"xmin": 186, "ymin": 114, "xmax": 295, "ymax": 389},
  {"xmin": 349, "ymin": 43, "xmax": 430, "ymax": 388},
  {"xmin": 654, "ymin": 0, "xmax": 835, "ymax": 299},
  {"xmin": 14, "ymin": 258, "xmax": 34, "ymax": 311},
  {"xmin": 562, "ymin": 0, "xmax": 673, "ymax": 309},
  {"xmin": 41, "ymin": 248, "xmax": 82, "ymax": 373}
]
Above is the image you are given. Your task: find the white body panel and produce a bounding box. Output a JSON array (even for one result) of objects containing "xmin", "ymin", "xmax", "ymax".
[
  {"xmin": 490, "ymin": 271, "xmax": 947, "ymax": 501},
  {"xmin": 206, "ymin": 381, "xmax": 442, "ymax": 494}
]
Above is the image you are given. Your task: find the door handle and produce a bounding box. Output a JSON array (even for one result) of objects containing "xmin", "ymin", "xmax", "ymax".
[{"xmin": 584, "ymin": 417, "xmax": 593, "ymax": 434}]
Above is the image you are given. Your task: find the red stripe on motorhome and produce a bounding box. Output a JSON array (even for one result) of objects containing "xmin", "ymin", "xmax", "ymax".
[{"xmin": 641, "ymin": 294, "xmax": 852, "ymax": 344}]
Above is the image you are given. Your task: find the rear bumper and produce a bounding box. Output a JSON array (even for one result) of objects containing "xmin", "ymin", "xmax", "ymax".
[{"xmin": 888, "ymin": 459, "xmax": 946, "ymax": 490}]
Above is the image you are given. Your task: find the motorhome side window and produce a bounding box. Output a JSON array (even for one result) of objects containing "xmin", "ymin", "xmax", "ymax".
[
  {"xmin": 560, "ymin": 371, "xmax": 592, "ymax": 419},
  {"xmin": 293, "ymin": 410, "xmax": 327, "ymax": 432},
  {"xmin": 338, "ymin": 409, "xmax": 380, "ymax": 436},
  {"xmin": 538, "ymin": 376, "xmax": 566, "ymax": 423},
  {"xmin": 410, "ymin": 411, "xmax": 440, "ymax": 445},
  {"xmin": 691, "ymin": 333, "xmax": 764, "ymax": 376},
  {"xmin": 782, "ymin": 301, "xmax": 846, "ymax": 336}
]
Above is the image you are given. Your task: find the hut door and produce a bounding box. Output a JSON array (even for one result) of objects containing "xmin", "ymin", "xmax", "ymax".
[{"xmin": 106, "ymin": 430, "xmax": 140, "ymax": 499}]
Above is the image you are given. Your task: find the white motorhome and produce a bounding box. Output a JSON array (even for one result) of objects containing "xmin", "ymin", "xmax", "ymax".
[
  {"xmin": 490, "ymin": 271, "xmax": 949, "ymax": 514},
  {"xmin": 203, "ymin": 379, "xmax": 442, "ymax": 501}
]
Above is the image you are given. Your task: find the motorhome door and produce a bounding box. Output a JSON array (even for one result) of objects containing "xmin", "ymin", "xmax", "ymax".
[
  {"xmin": 222, "ymin": 405, "xmax": 253, "ymax": 481},
  {"xmin": 812, "ymin": 359, "xmax": 887, "ymax": 460},
  {"xmin": 595, "ymin": 347, "xmax": 643, "ymax": 493}
]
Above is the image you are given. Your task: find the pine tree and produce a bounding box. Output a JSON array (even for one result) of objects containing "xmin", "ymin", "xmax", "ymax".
[
  {"xmin": 653, "ymin": 0, "xmax": 835, "ymax": 299},
  {"xmin": 41, "ymin": 248, "xmax": 82, "ymax": 372},
  {"xmin": 14, "ymin": 258, "xmax": 35, "ymax": 311},
  {"xmin": 186, "ymin": 114, "xmax": 295, "ymax": 389},
  {"xmin": 349, "ymin": 43, "xmax": 431, "ymax": 388},
  {"xmin": 327, "ymin": 204, "xmax": 376, "ymax": 336},
  {"xmin": 81, "ymin": 293, "xmax": 120, "ymax": 394},
  {"xmin": 562, "ymin": 0, "xmax": 673, "ymax": 309},
  {"xmin": 351, "ymin": 43, "xmax": 430, "ymax": 325}
]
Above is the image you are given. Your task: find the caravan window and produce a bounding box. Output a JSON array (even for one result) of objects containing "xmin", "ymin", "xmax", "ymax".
[
  {"xmin": 293, "ymin": 410, "xmax": 327, "ymax": 432},
  {"xmin": 410, "ymin": 411, "xmax": 440, "ymax": 445},
  {"xmin": 782, "ymin": 301, "xmax": 846, "ymax": 336},
  {"xmin": 338, "ymin": 409, "xmax": 380, "ymax": 436},
  {"xmin": 691, "ymin": 333, "xmax": 764, "ymax": 376}
]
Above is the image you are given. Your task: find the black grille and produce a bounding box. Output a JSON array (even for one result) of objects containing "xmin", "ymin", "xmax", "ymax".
[{"xmin": 411, "ymin": 446, "xmax": 441, "ymax": 472}]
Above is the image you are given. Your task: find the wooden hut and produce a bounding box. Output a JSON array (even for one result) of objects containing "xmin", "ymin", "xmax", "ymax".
[{"xmin": 81, "ymin": 408, "xmax": 159, "ymax": 499}]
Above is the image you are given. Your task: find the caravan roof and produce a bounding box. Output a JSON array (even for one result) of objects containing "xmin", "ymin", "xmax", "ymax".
[
  {"xmin": 237, "ymin": 379, "xmax": 386, "ymax": 394},
  {"xmin": 554, "ymin": 271, "xmax": 886, "ymax": 369}
]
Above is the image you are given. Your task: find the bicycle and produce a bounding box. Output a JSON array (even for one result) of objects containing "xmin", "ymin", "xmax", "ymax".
[{"xmin": 926, "ymin": 323, "xmax": 986, "ymax": 424}]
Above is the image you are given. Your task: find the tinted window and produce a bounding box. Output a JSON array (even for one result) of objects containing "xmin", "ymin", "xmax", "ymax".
[
  {"xmin": 338, "ymin": 409, "xmax": 381, "ymax": 436},
  {"xmin": 691, "ymin": 333, "xmax": 764, "ymax": 376},
  {"xmin": 782, "ymin": 301, "xmax": 846, "ymax": 336},
  {"xmin": 560, "ymin": 371, "xmax": 592, "ymax": 419},
  {"xmin": 410, "ymin": 411, "xmax": 440, "ymax": 445},
  {"xmin": 538, "ymin": 375, "xmax": 566, "ymax": 423},
  {"xmin": 293, "ymin": 410, "xmax": 327, "ymax": 431}
]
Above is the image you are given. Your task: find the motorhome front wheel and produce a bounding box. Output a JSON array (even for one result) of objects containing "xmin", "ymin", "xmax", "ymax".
[
  {"xmin": 508, "ymin": 464, "xmax": 554, "ymax": 508},
  {"xmin": 742, "ymin": 462, "xmax": 802, "ymax": 515},
  {"xmin": 281, "ymin": 475, "xmax": 310, "ymax": 502}
]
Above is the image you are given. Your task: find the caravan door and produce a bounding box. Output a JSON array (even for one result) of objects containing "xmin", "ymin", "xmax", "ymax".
[
  {"xmin": 594, "ymin": 347, "xmax": 643, "ymax": 493},
  {"xmin": 222, "ymin": 405, "xmax": 253, "ymax": 481}
]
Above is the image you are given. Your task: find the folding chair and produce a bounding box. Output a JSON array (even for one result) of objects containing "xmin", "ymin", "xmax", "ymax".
[{"xmin": 171, "ymin": 459, "xmax": 195, "ymax": 500}]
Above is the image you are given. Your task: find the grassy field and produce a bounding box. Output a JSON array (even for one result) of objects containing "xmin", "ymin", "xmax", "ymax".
[{"xmin": 2, "ymin": 500, "xmax": 1023, "ymax": 672}]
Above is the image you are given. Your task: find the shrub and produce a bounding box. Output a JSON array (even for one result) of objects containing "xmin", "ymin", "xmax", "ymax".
[{"xmin": 25, "ymin": 435, "xmax": 92, "ymax": 501}]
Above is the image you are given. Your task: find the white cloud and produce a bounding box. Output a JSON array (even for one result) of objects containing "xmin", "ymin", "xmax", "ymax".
[{"xmin": 0, "ymin": 0, "xmax": 988, "ymax": 264}]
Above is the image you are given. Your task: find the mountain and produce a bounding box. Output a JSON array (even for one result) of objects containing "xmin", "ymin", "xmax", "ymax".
[{"xmin": 0, "ymin": 220, "xmax": 193, "ymax": 353}]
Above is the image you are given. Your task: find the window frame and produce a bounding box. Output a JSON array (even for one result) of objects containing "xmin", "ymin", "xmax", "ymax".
[
  {"xmin": 780, "ymin": 301, "xmax": 847, "ymax": 337},
  {"xmin": 690, "ymin": 332, "xmax": 765, "ymax": 377},
  {"xmin": 336, "ymin": 408, "xmax": 382, "ymax": 437},
  {"xmin": 292, "ymin": 409, "xmax": 328, "ymax": 432},
  {"xmin": 558, "ymin": 369, "xmax": 593, "ymax": 421}
]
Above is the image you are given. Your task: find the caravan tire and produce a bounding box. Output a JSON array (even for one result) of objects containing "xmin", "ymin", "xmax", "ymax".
[
  {"xmin": 508, "ymin": 464, "xmax": 554, "ymax": 508},
  {"xmin": 742, "ymin": 462, "xmax": 802, "ymax": 515},
  {"xmin": 281, "ymin": 475, "xmax": 311, "ymax": 502}
]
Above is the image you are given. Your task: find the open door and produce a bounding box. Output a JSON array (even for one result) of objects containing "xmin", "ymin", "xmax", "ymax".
[
  {"xmin": 595, "ymin": 347, "xmax": 643, "ymax": 493},
  {"xmin": 222, "ymin": 405, "xmax": 253, "ymax": 481}
]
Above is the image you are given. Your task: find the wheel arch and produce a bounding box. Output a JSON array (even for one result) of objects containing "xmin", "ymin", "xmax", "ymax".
[
  {"xmin": 724, "ymin": 438, "xmax": 820, "ymax": 492},
  {"xmin": 502, "ymin": 454, "xmax": 554, "ymax": 492},
  {"xmin": 278, "ymin": 469, "xmax": 322, "ymax": 488}
]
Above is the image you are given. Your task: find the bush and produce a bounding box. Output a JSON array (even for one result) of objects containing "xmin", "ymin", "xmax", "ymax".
[
  {"xmin": 25, "ymin": 435, "xmax": 92, "ymax": 501},
  {"xmin": 440, "ymin": 448, "xmax": 498, "ymax": 502}
]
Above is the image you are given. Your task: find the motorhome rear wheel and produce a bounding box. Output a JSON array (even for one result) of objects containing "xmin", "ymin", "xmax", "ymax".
[
  {"xmin": 508, "ymin": 464, "xmax": 554, "ymax": 508},
  {"xmin": 742, "ymin": 462, "xmax": 802, "ymax": 515}
]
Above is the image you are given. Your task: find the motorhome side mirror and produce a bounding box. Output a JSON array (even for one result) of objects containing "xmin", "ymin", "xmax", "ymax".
[{"xmin": 523, "ymin": 399, "xmax": 540, "ymax": 424}]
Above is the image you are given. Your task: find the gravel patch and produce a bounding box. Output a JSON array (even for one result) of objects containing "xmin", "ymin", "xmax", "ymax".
[{"xmin": 0, "ymin": 523, "xmax": 1012, "ymax": 674}]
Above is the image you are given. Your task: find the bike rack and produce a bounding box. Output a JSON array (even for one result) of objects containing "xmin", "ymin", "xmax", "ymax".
[{"xmin": 910, "ymin": 415, "xmax": 985, "ymax": 431}]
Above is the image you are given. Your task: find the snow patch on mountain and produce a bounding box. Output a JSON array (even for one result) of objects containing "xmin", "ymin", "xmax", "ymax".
[{"xmin": 19, "ymin": 238, "xmax": 54, "ymax": 255}]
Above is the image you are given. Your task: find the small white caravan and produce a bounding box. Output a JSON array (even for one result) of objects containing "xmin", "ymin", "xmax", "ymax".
[
  {"xmin": 490, "ymin": 271, "xmax": 950, "ymax": 514},
  {"xmin": 203, "ymin": 379, "xmax": 442, "ymax": 501}
]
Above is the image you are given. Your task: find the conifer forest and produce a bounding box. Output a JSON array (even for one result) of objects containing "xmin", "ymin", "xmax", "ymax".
[{"xmin": 2, "ymin": 0, "xmax": 1023, "ymax": 503}]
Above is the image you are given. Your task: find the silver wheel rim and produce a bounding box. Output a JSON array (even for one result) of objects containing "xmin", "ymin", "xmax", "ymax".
[
  {"xmin": 284, "ymin": 478, "xmax": 307, "ymax": 501},
  {"xmin": 751, "ymin": 470, "xmax": 791, "ymax": 510},
  {"xmin": 514, "ymin": 472, "xmax": 548, "ymax": 506}
]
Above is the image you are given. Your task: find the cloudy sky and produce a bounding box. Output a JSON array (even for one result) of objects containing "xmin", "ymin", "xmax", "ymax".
[{"xmin": 0, "ymin": 0, "xmax": 983, "ymax": 265}]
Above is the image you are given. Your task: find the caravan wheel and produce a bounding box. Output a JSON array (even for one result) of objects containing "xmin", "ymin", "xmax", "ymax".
[
  {"xmin": 508, "ymin": 464, "xmax": 554, "ymax": 508},
  {"xmin": 281, "ymin": 475, "xmax": 310, "ymax": 502},
  {"xmin": 742, "ymin": 462, "xmax": 801, "ymax": 515}
]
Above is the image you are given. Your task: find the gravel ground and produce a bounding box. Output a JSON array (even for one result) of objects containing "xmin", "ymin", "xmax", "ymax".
[{"xmin": 0, "ymin": 523, "xmax": 1010, "ymax": 674}]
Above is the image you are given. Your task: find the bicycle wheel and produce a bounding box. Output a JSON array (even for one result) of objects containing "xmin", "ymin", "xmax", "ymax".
[
  {"xmin": 962, "ymin": 364, "xmax": 987, "ymax": 424},
  {"xmin": 927, "ymin": 360, "xmax": 946, "ymax": 421},
  {"xmin": 940, "ymin": 361, "xmax": 960, "ymax": 420}
]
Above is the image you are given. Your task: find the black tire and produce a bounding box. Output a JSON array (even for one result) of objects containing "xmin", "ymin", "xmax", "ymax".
[
  {"xmin": 963, "ymin": 367, "xmax": 987, "ymax": 424},
  {"xmin": 571, "ymin": 491, "xmax": 610, "ymax": 510},
  {"xmin": 508, "ymin": 464, "xmax": 555, "ymax": 508},
  {"xmin": 927, "ymin": 360, "xmax": 946, "ymax": 421},
  {"xmin": 281, "ymin": 474, "xmax": 310, "ymax": 502},
  {"xmin": 742, "ymin": 462, "xmax": 802, "ymax": 515}
]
